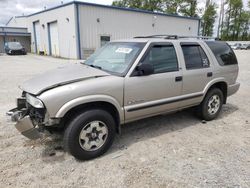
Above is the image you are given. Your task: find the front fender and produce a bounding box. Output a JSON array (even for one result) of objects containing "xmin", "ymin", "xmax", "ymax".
[{"xmin": 55, "ymin": 95, "xmax": 124, "ymax": 123}]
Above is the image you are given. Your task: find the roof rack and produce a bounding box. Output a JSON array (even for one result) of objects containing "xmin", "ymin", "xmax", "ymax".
[
  {"xmin": 134, "ymin": 35, "xmax": 220, "ymax": 40},
  {"xmin": 134, "ymin": 35, "xmax": 178, "ymax": 39}
]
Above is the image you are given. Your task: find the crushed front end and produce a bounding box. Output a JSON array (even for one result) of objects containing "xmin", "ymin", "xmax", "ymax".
[{"xmin": 7, "ymin": 92, "xmax": 47, "ymax": 140}]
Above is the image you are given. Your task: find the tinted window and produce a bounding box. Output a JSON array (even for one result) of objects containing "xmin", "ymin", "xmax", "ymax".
[
  {"xmin": 141, "ymin": 45, "xmax": 178, "ymax": 73},
  {"xmin": 181, "ymin": 44, "xmax": 209, "ymax": 69},
  {"xmin": 205, "ymin": 41, "xmax": 238, "ymax": 66}
]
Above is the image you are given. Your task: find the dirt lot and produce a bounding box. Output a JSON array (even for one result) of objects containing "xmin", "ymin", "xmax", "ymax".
[{"xmin": 0, "ymin": 52, "xmax": 250, "ymax": 188}]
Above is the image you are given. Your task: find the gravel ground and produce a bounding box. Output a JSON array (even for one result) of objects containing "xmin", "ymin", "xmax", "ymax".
[{"xmin": 0, "ymin": 52, "xmax": 250, "ymax": 188}]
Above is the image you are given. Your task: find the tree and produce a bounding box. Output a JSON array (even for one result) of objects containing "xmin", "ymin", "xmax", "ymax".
[
  {"xmin": 143, "ymin": 0, "xmax": 163, "ymax": 12},
  {"xmin": 179, "ymin": 0, "xmax": 198, "ymax": 17},
  {"xmin": 202, "ymin": 2, "xmax": 217, "ymax": 36},
  {"xmin": 113, "ymin": 0, "xmax": 200, "ymax": 17},
  {"xmin": 112, "ymin": 0, "xmax": 143, "ymax": 9},
  {"xmin": 112, "ymin": 0, "xmax": 163, "ymax": 12},
  {"xmin": 239, "ymin": 10, "xmax": 250, "ymax": 40},
  {"xmin": 162, "ymin": 0, "xmax": 183, "ymax": 14},
  {"xmin": 217, "ymin": 0, "xmax": 225, "ymax": 37},
  {"xmin": 220, "ymin": 0, "xmax": 250, "ymax": 41}
]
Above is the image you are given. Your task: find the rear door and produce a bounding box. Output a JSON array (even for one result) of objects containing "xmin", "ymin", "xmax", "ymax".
[
  {"xmin": 124, "ymin": 42, "xmax": 183, "ymax": 122},
  {"xmin": 179, "ymin": 42, "xmax": 214, "ymax": 108}
]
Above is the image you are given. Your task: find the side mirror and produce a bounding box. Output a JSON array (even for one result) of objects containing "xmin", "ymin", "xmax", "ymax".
[{"xmin": 135, "ymin": 63, "xmax": 154, "ymax": 76}]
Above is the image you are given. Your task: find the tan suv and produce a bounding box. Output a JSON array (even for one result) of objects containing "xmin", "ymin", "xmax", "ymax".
[{"xmin": 8, "ymin": 35, "xmax": 240, "ymax": 160}]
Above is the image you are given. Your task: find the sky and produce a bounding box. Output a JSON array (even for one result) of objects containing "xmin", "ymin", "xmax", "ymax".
[
  {"xmin": 0, "ymin": 0, "xmax": 113, "ymax": 25},
  {"xmin": 0, "ymin": 0, "xmax": 249, "ymax": 28}
]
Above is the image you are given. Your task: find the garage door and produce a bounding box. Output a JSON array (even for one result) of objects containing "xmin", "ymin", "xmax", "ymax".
[
  {"xmin": 49, "ymin": 22, "xmax": 59, "ymax": 56},
  {"xmin": 34, "ymin": 21, "xmax": 41, "ymax": 53}
]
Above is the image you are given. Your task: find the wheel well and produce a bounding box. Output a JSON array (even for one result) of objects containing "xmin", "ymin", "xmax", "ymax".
[
  {"xmin": 209, "ymin": 82, "xmax": 227, "ymax": 104},
  {"xmin": 61, "ymin": 102, "xmax": 121, "ymax": 134}
]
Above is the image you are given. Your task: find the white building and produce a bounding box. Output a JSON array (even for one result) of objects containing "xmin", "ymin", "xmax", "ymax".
[{"xmin": 7, "ymin": 1, "xmax": 200, "ymax": 59}]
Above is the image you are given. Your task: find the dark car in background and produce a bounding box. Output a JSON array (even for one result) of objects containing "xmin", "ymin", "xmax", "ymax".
[{"xmin": 4, "ymin": 42, "xmax": 26, "ymax": 55}]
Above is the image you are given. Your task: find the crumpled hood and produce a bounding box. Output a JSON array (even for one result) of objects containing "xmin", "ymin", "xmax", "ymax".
[{"xmin": 20, "ymin": 63, "xmax": 110, "ymax": 95}]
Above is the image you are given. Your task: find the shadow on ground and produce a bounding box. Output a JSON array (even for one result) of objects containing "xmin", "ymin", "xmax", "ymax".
[{"xmin": 34, "ymin": 103, "xmax": 238, "ymax": 162}]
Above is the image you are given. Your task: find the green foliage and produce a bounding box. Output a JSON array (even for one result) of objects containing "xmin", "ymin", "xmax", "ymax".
[
  {"xmin": 163, "ymin": 0, "xmax": 183, "ymax": 15},
  {"xmin": 143, "ymin": 0, "xmax": 163, "ymax": 12},
  {"xmin": 178, "ymin": 0, "xmax": 198, "ymax": 17},
  {"xmin": 221, "ymin": 0, "xmax": 250, "ymax": 41},
  {"xmin": 202, "ymin": 3, "xmax": 217, "ymax": 36},
  {"xmin": 112, "ymin": 0, "xmax": 163, "ymax": 12}
]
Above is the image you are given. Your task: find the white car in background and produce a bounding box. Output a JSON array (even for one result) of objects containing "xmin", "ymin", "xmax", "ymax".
[{"xmin": 231, "ymin": 43, "xmax": 242, "ymax": 50}]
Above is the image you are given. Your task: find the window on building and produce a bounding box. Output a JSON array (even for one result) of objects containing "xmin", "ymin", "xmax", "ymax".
[
  {"xmin": 141, "ymin": 44, "xmax": 178, "ymax": 74},
  {"xmin": 181, "ymin": 44, "xmax": 209, "ymax": 70},
  {"xmin": 100, "ymin": 36, "xmax": 110, "ymax": 47},
  {"xmin": 205, "ymin": 41, "xmax": 238, "ymax": 66}
]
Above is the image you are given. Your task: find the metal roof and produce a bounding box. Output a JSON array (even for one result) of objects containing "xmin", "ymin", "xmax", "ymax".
[
  {"xmin": 0, "ymin": 27, "xmax": 30, "ymax": 36},
  {"xmin": 14, "ymin": 1, "xmax": 200, "ymax": 21},
  {"xmin": 0, "ymin": 32, "xmax": 31, "ymax": 37}
]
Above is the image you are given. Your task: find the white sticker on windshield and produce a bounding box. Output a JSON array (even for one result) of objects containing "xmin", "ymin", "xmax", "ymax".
[{"xmin": 115, "ymin": 48, "xmax": 133, "ymax": 54}]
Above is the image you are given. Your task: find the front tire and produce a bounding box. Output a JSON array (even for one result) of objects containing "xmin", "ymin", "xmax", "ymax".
[
  {"xmin": 198, "ymin": 88, "xmax": 224, "ymax": 121},
  {"xmin": 64, "ymin": 109, "xmax": 116, "ymax": 160}
]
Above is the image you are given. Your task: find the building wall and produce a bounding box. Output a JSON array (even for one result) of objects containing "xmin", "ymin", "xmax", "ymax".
[
  {"xmin": 6, "ymin": 2, "xmax": 199, "ymax": 59},
  {"xmin": 78, "ymin": 4, "xmax": 199, "ymax": 58},
  {"xmin": 25, "ymin": 4, "xmax": 78, "ymax": 59},
  {"xmin": 7, "ymin": 17, "xmax": 28, "ymax": 28}
]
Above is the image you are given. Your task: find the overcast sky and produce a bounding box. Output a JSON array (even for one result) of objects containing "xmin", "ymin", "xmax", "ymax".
[
  {"xmin": 0, "ymin": 0, "xmax": 113, "ymax": 26},
  {"xmin": 0, "ymin": 0, "xmax": 249, "ymax": 27}
]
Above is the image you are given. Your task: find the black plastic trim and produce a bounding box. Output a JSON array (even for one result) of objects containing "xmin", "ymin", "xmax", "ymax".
[{"xmin": 127, "ymin": 93, "xmax": 203, "ymax": 112}]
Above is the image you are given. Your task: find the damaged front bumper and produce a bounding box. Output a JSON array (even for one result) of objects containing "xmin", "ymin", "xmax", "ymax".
[{"xmin": 7, "ymin": 98, "xmax": 42, "ymax": 140}]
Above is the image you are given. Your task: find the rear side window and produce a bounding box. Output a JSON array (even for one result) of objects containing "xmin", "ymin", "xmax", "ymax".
[
  {"xmin": 205, "ymin": 41, "xmax": 238, "ymax": 66},
  {"xmin": 181, "ymin": 44, "xmax": 209, "ymax": 70},
  {"xmin": 141, "ymin": 44, "xmax": 178, "ymax": 73}
]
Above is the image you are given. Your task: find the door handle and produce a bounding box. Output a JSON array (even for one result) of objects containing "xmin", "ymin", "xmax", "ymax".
[
  {"xmin": 175, "ymin": 76, "xmax": 182, "ymax": 82},
  {"xmin": 207, "ymin": 72, "xmax": 213, "ymax": 77}
]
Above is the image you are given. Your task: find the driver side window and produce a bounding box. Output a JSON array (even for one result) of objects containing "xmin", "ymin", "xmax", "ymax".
[{"xmin": 141, "ymin": 44, "xmax": 179, "ymax": 74}]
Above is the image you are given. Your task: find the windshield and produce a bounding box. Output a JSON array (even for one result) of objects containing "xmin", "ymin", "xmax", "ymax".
[
  {"xmin": 7, "ymin": 42, "xmax": 22, "ymax": 49},
  {"xmin": 84, "ymin": 42, "xmax": 145, "ymax": 75}
]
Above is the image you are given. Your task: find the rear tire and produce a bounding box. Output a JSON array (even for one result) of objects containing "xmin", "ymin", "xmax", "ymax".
[
  {"xmin": 198, "ymin": 88, "xmax": 224, "ymax": 121},
  {"xmin": 63, "ymin": 109, "xmax": 116, "ymax": 160}
]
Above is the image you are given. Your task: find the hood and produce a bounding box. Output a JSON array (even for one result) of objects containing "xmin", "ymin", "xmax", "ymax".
[{"xmin": 20, "ymin": 64, "xmax": 110, "ymax": 95}]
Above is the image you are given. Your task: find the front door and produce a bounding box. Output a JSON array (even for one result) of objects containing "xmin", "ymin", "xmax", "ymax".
[{"xmin": 124, "ymin": 43, "xmax": 183, "ymax": 122}]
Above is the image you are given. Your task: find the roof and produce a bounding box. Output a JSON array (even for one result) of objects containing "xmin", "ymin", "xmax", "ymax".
[
  {"xmin": 0, "ymin": 26, "xmax": 30, "ymax": 36},
  {"xmin": 0, "ymin": 32, "xmax": 31, "ymax": 37},
  {"xmin": 9, "ymin": 1, "xmax": 200, "ymax": 21}
]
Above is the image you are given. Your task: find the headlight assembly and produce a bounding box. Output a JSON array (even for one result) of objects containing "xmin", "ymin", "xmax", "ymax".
[{"xmin": 26, "ymin": 93, "xmax": 44, "ymax": 108}]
